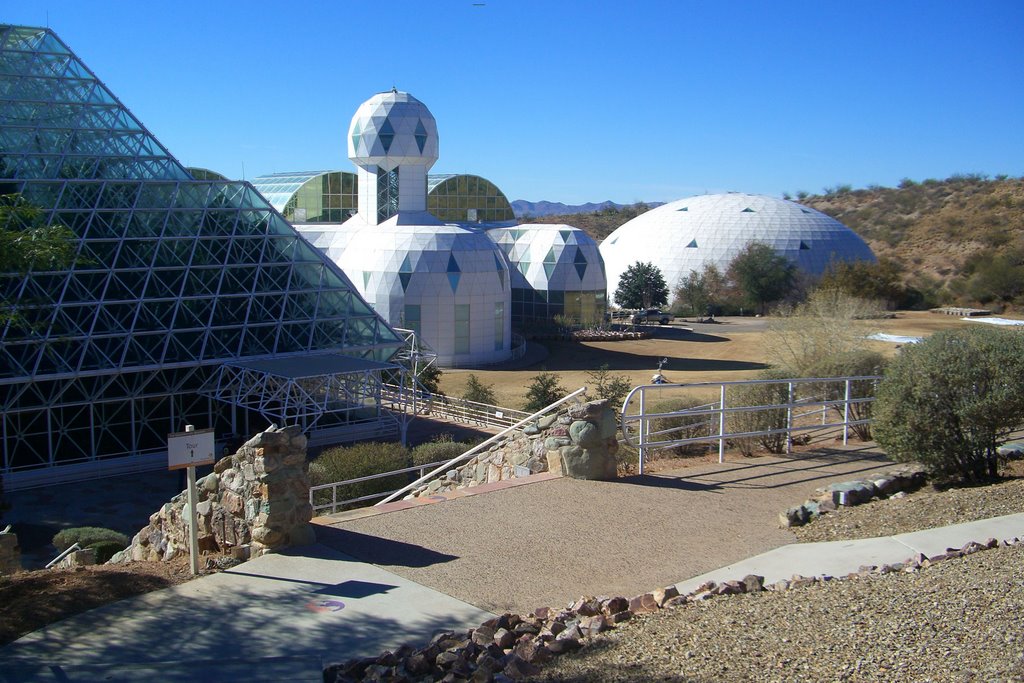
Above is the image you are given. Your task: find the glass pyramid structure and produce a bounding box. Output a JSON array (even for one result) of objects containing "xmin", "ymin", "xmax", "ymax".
[{"xmin": 0, "ymin": 25, "xmax": 403, "ymax": 486}]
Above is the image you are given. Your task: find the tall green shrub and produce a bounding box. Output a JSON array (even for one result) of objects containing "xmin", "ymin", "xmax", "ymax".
[
  {"xmin": 52, "ymin": 527, "xmax": 129, "ymax": 552},
  {"xmin": 874, "ymin": 327, "xmax": 1024, "ymax": 482},
  {"xmin": 523, "ymin": 371, "xmax": 568, "ymax": 412},
  {"xmin": 410, "ymin": 436, "xmax": 471, "ymax": 466},
  {"xmin": 308, "ymin": 442, "xmax": 411, "ymax": 508}
]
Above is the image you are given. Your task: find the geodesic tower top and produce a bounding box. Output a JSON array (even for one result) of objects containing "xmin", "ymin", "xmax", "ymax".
[{"xmin": 347, "ymin": 89, "xmax": 439, "ymax": 172}]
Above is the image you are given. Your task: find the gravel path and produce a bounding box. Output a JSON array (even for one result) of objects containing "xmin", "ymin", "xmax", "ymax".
[
  {"xmin": 531, "ymin": 543, "xmax": 1024, "ymax": 682},
  {"xmin": 320, "ymin": 447, "xmax": 892, "ymax": 614}
]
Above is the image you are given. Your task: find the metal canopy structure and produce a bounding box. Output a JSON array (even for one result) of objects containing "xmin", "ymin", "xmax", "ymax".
[{"xmin": 201, "ymin": 354, "xmax": 410, "ymax": 445}]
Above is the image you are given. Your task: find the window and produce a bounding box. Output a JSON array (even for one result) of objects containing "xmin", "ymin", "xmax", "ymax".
[
  {"xmin": 403, "ymin": 304, "xmax": 421, "ymax": 335},
  {"xmin": 494, "ymin": 302, "xmax": 504, "ymax": 351},
  {"xmin": 455, "ymin": 304, "xmax": 470, "ymax": 354},
  {"xmin": 377, "ymin": 167, "xmax": 399, "ymax": 223}
]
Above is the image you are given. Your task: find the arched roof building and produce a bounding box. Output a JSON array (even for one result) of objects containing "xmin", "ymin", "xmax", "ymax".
[{"xmin": 600, "ymin": 192, "xmax": 875, "ymax": 296}]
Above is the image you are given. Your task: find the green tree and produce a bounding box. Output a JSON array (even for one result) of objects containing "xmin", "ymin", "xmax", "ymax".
[
  {"xmin": 462, "ymin": 373, "xmax": 496, "ymax": 405},
  {"xmin": 586, "ymin": 364, "xmax": 632, "ymax": 408},
  {"xmin": 726, "ymin": 242, "xmax": 796, "ymax": 314},
  {"xmin": 819, "ymin": 258, "xmax": 908, "ymax": 309},
  {"xmin": 0, "ymin": 194, "xmax": 77, "ymax": 324},
  {"xmin": 674, "ymin": 263, "xmax": 727, "ymax": 317},
  {"xmin": 417, "ymin": 364, "xmax": 443, "ymax": 395},
  {"xmin": 873, "ymin": 327, "xmax": 1024, "ymax": 482},
  {"xmin": 614, "ymin": 261, "xmax": 669, "ymax": 310},
  {"xmin": 523, "ymin": 371, "xmax": 567, "ymax": 412}
]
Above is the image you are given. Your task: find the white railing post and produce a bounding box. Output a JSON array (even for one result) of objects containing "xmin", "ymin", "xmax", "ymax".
[
  {"xmin": 843, "ymin": 379, "xmax": 851, "ymax": 445},
  {"xmin": 718, "ymin": 384, "xmax": 727, "ymax": 463},
  {"xmin": 638, "ymin": 388, "xmax": 646, "ymax": 474},
  {"xmin": 786, "ymin": 381, "xmax": 794, "ymax": 454}
]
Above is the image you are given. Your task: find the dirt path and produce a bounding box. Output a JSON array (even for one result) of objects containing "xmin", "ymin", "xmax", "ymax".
[{"xmin": 317, "ymin": 444, "xmax": 892, "ymax": 614}]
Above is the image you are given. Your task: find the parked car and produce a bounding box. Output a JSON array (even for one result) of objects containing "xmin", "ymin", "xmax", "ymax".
[{"xmin": 631, "ymin": 309, "xmax": 671, "ymax": 325}]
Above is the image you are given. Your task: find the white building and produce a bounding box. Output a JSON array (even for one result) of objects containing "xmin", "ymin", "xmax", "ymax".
[
  {"xmin": 294, "ymin": 90, "xmax": 513, "ymax": 367},
  {"xmin": 599, "ymin": 192, "xmax": 876, "ymax": 297}
]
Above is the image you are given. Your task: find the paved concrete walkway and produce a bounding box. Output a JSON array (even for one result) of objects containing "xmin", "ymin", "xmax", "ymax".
[
  {"xmin": 676, "ymin": 512, "xmax": 1024, "ymax": 593},
  {"xmin": 0, "ymin": 543, "xmax": 493, "ymax": 683}
]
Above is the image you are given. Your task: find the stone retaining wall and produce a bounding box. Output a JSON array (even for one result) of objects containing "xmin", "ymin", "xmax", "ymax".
[
  {"xmin": 409, "ymin": 398, "xmax": 618, "ymax": 499},
  {"xmin": 115, "ymin": 425, "xmax": 314, "ymax": 564},
  {"xmin": 0, "ymin": 528, "xmax": 21, "ymax": 575}
]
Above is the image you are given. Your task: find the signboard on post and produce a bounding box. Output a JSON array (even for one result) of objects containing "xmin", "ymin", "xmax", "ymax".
[{"xmin": 167, "ymin": 427, "xmax": 215, "ymax": 470}]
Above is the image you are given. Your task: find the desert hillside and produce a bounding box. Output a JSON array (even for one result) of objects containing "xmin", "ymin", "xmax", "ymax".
[{"xmin": 535, "ymin": 175, "xmax": 1024, "ymax": 308}]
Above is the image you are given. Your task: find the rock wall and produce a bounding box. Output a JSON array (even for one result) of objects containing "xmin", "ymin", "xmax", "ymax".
[
  {"xmin": 116, "ymin": 425, "xmax": 314, "ymax": 563},
  {"xmin": 410, "ymin": 398, "xmax": 618, "ymax": 498},
  {"xmin": 779, "ymin": 463, "xmax": 928, "ymax": 527},
  {"xmin": 0, "ymin": 528, "xmax": 21, "ymax": 575}
]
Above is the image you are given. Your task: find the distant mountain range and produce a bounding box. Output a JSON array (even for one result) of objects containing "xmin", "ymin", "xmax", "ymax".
[{"xmin": 511, "ymin": 199, "xmax": 663, "ymax": 218}]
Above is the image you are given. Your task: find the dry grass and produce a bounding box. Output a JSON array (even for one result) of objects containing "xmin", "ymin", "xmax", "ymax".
[{"xmin": 441, "ymin": 312, "xmax": 973, "ymax": 409}]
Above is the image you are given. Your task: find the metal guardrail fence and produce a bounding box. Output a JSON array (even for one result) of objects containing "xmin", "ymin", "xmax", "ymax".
[
  {"xmin": 309, "ymin": 460, "xmax": 449, "ymax": 515},
  {"xmin": 381, "ymin": 384, "xmax": 531, "ymax": 429},
  {"xmin": 620, "ymin": 376, "xmax": 881, "ymax": 474}
]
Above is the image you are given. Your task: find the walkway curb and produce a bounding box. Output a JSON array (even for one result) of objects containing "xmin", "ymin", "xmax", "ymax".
[{"xmin": 674, "ymin": 512, "xmax": 1024, "ymax": 594}]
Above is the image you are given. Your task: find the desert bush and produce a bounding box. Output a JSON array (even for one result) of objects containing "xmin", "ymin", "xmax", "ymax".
[
  {"xmin": 728, "ymin": 370, "xmax": 791, "ymax": 456},
  {"xmin": 89, "ymin": 540, "xmax": 125, "ymax": 564},
  {"xmin": 805, "ymin": 350, "xmax": 886, "ymax": 441},
  {"xmin": 874, "ymin": 327, "xmax": 1024, "ymax": 482},
  {"xmin": 308, "ymin": 442, "xmax": 411, "ymax": 508},
  {"xmin": 410, "ymin": 435, "xmax": 471, "ymax": 467},
  {"xmin": 52, "ymin": 527, "xmax": 129, "ymax": 552},
  {"xmin": 643, "ymin": 397, "xmax": 716, "ymax": 457}
]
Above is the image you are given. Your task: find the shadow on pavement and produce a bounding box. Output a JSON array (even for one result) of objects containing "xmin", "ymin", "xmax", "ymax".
[
  {"xmin": 315, "ymin": 525, "xmax": 459, "ymax": 568},
  {"xmin": 616, "ymin": 474, "xmax": 723, "ymax": 493}
]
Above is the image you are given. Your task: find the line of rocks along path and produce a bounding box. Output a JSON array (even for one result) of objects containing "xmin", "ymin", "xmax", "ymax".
[{"xmin": 317, "ymin": 443, "xmax": 893, "ymax": 615}]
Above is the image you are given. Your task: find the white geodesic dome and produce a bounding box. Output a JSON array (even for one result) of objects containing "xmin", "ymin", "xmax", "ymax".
[
  {"xmin": 599, "ymin": 193, "xmax": 876, "ymax": 296},
  {"xmin": 347, "ymin": 89, "xmax": 439, "ymax": 171},
  {"xmin": 488, "ymin": 224, "xmax": 605, "ymax": 292},
  {"xmin": 326, "ymin": 223, "xmax": 512, "ymax": 366}
]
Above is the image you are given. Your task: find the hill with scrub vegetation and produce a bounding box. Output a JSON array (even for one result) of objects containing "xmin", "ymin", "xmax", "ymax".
[{"xmin": 534, "ymin": 175, "xmax": 1024, "ymax": 311}]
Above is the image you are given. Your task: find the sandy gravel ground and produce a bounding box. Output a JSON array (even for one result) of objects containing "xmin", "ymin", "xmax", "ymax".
[
  {"xmin": 531, "ymin": 543, "xmax": 1024, "ymax": 682},
  {"xmin": 319, "ymin": 445, "xmax": 892, "ymax": 614}
]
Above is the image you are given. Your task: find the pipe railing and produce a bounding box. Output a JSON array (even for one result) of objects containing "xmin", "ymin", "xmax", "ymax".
[
  {"xmin": 377, "ymin": 387, "xmax": 588, "ymax": 505},
  {"xmin": 309, "ymin": 459, "xmax": 450, "ymax": 515},
  {"xmin": 621, "ymin": 376, "xmax": 881, "ymax": 473}
]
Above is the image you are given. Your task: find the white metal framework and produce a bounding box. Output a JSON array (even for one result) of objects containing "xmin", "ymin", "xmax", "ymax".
[{"xmin": 0, "ymin": 26, "xmax": 403, "ymax": 490}]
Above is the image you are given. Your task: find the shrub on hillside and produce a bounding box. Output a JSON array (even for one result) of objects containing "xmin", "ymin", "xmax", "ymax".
[
  {"xmin": 873, "ymin": 327, "xmax": 1024, "ymax": 482},
  {"xmin": 728, "ymin": 370, "xmax": 791, "ymax": 456},
  {"xmin": 309, "ymin": 442, "xmax": 411, "ymax": 508},
  {"xmin": 462, "ymin": 374, "xmax": 497, "ymax": 405},
  {"xmin": 52, "ymin": 527, "xmax": 129, "ymax": 552}
]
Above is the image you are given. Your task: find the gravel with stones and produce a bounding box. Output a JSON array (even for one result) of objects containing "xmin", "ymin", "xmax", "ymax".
[
  {"xmin": 530, "ymin": 543, "xmax": 1024, "ymax": 682},
  {"xmin": 793, "ymin": 474, "xmax": 1024, "ymax": 543}
]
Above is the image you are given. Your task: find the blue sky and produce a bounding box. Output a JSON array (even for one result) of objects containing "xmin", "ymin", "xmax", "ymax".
[{"xmin": 7, "ymin": 0, "xmax": 1024, "ymax": 204}]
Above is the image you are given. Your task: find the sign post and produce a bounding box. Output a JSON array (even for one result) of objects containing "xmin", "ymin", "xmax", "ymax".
[{"xmin": 168, "ymin": 425, "xmax": 215, "ymax": 576}]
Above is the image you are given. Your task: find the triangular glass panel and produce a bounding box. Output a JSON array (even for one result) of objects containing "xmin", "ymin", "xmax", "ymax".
[
  {"xmin": 379, "ymin": 118, "xmax": 395, "ymax": 152},
  {"xmin": 447, "ymin": 272, "xmax": 460, "ymax": 292},
  {"xmin": 400, "ymin": 272, "xmax": 412, "ymax": 292},
  {"xmin": 741, "ymin": 208, "xmax": 755, "ymax": 213},
  {"xmin": 447, "ymin": 253, "xmax": 460, "ymax": 273},
  {"xmin": 677, "ymin": 206, "xmax": 688, "ymax": 211},
  {"xmin": 414, "ymin": 119, "xmax": 428, "ymax": 153},
  {"xmin": 799, "ymin": 241, "xmax": 810, "ymax": 250},
  {"xmin": 686, "ymin": 239, "xmax": 698, "ymax": 248}
]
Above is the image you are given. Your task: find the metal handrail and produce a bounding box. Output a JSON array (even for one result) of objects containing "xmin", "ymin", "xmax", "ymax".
[
  {"xmin": 380, "ymin": 383, "xmax": 531, "ymax": 429},
  {"xmin": 309, "ymin": 459, "xmax": 449, "ymax": 514},
  {"xmin": 46, "ymin": 542, "xmax": 82, "ymax": 569},
  {"xmin": 621, "ymin": 376, "xmax": 881, "ymax": 473},
  {"xmin": 377, "ymin": 387, "xmax": 588, "ymax": 505}
]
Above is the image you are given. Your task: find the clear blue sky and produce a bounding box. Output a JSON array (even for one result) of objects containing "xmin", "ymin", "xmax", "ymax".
[{"xmin": 7, "ymin": 0, "xmax": 1024, "ymax": 204}]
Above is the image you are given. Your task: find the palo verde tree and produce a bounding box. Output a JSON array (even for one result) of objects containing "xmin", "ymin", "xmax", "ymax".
[
  {"xmin": 613, "ymin": 261, "xmax": 669, "ymax": 310},
  {"xmin": 726, "ymin": 242, "xmax": 796, "ymax": 314},
  {"xmin": 874, "ymin": 326, "xmax": 1024, "ymax": 482}
]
